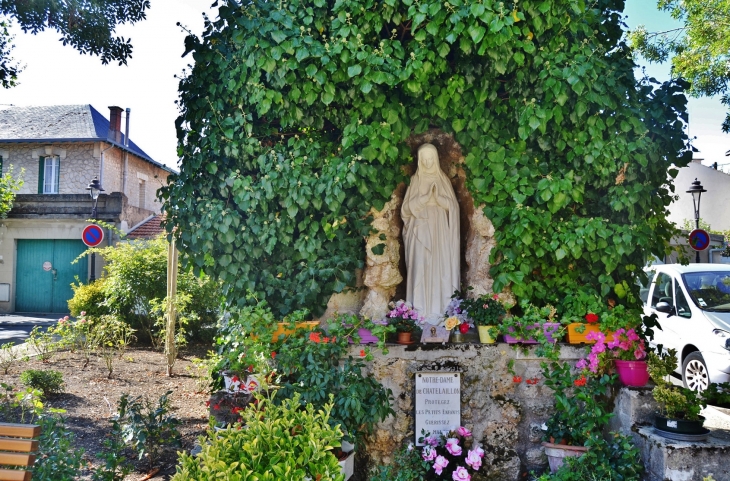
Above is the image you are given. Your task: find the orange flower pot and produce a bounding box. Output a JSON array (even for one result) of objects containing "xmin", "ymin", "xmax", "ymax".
[{"xmin": 565, "ymin": 323, "xmax": 615, "ymax": 344}]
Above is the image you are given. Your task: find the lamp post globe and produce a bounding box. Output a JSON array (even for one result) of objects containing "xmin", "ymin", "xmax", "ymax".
[{"xmin": 686, "ymin": 178, "xmax": 707, "ymax": 263}]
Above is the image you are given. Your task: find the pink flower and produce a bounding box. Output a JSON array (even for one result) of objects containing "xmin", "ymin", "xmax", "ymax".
[
  {"xmin": 466, "ymin": 449, "xmax": 483, "ymax": 470},
  {"xmin": 576, "ymin": 359, "xmax": 588, "ymax": 370},
  {"xmin": 434, "ymin": 456, "xmax": 449, "ymax": 475},
  {"xmin": 80, "ymin": 311, "xmax": 86, "ymax": 316},
  {"xmin": 626, "ymin": 329, "xmax": 640, "ymax": 342},
  {"xmin": 425, "ymin": 435, "xmax": 439, "ymax": 446},
  {"xmin": 456, "ymin": 426, "xmax": 472, "ymax": 437},
  {"xmin": 446, "ymin": 438, "xmax": 462, "ymax": 456},
  {"xmin": 472, "ymin": 446, "xmax": 485, "ymax": 458},
  {"xmin": 452, "ymin": 466, "xmax": 471, "ymax": 481},
  {"xmin": 422, "ymin": 445, "xmax": 437, "ymax": 461},
  {"xmin": 593, "ymin": 342, "xmax": 606, "ymax": 354},
  {"xmin": 634, "ymin": 347, "xmax": 646, "ymax": 360}
]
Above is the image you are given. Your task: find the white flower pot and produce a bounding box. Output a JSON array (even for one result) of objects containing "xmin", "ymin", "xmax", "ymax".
[{"xmin": 338, "ymin": 450, "xmax": 354, "ymax": 480}]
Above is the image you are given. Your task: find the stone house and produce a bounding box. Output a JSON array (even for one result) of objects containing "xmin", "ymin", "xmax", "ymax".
[{"xmin": 0, "ymin": 104, "xmax": 173, "ymax": 313}]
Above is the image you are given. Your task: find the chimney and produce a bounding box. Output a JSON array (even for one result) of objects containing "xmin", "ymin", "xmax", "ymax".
[{"xmin": 108, "ymin": 106, "xmax": 123, "ymax": 144}]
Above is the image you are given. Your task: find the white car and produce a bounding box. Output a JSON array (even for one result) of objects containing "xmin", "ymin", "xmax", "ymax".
[{"xmin": 641, "ymin": 264, "xmax": 730, "ymax": 391}]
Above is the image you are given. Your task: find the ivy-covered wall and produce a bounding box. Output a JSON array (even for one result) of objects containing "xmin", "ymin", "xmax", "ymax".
[{"xmin": 161, "ymin": 0, "xmax": 690, "ymax": 316}]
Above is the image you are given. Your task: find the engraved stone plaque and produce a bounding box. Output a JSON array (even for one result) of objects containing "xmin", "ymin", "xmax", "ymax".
[{"xmin": 415, "ymin": 372, "xmax": 461, "ymax": 445}]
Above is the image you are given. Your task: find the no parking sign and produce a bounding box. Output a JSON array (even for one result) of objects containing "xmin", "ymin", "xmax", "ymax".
[{"xmin": 82, "ymin": 224, "xmax": 104, "ymax": 247}]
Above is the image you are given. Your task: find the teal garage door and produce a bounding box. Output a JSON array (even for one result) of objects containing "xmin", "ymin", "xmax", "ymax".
[{"xmin": 16, "ymin": 240, "xmax": 89, "ymax": 313}]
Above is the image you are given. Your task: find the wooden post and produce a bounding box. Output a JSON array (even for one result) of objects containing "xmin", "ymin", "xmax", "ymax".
[{"xmin": 165, "ymin": 237, "xmax": 178, "ymax": 376}]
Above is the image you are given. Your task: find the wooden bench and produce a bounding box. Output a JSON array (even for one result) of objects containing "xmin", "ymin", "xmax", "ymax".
[{"xmin": 0, "ymin": 423, "xmax": 40, "ymax": 481}]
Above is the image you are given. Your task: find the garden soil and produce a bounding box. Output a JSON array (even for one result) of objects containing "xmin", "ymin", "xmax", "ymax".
[{"xmin": 0, "ymin": 345, "xmax": 211, "ymax": 480}]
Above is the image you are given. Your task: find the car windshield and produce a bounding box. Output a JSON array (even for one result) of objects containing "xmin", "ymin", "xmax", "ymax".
[{"xmin": 682, "ymin": 271, "xmax": 730, "ymax": 311}]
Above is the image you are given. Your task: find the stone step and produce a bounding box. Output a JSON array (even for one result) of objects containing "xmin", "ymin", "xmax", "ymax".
[{"xmin": 610, "ymin": 387, "xmax": 730, "ymax": 481}]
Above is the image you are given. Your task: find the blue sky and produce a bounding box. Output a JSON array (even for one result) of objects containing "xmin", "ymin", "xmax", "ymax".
[{"xmin": 0, "ymin": 0, "xmax": 727, "ymax": 169}]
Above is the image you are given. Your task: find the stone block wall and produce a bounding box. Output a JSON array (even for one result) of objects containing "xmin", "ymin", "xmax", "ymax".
[
  {"xmin": 355, "ymin": 343, "xmax": 585, "ymax": 480},
  {"xmin": 1, "ymin": 143, "xmax": 99, "ymax": 195}
]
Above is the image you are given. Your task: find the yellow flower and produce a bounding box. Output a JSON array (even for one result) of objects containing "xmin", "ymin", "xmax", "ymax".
[
  {"xmin": 512, "ymin": 10, "xmax": 521, "ymax": 23},
  {"xmin": 444, "ymin": 317, "xmax": 460, "ymax": 331}
]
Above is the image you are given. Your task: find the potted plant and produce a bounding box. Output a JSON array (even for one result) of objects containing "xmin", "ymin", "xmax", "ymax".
[
  {"xmin": 648, "ymin": 349, "xmax": 709, "ymax": 438},
  {"xmin": 541, "ymin": 361, "xmax": 615, "ymax": 472},
  {"xmin": 461, "ymin": 293, "xmax": 507, "ymax": 344},
  {"xmin": 576, "ymin": 326, "xmax": 649, "ymax": 387},
  {"xmin": 560, "ymin": 288, "xmax": 605, "ymax": 344},
  {"xmin": 499, "ymin": 300, "xmax": 561, "ymax": 344},
  {"xmin": 386, "ymin": 300, "xmax": 424, "ymax": 344},
  {"xmin": 329, "ymin": 313, "xmax": 394, "ymax": 346}
]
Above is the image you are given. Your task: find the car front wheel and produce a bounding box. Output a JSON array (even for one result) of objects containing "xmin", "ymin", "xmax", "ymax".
[{"xmin": 682, "ymin": 352, "xmax": 710, "ymax": 392}]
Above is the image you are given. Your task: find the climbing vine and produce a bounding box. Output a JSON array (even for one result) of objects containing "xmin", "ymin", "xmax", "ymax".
[{"xmin": 160, "ymin": 0, "xmax": 690, "ymax": 316}]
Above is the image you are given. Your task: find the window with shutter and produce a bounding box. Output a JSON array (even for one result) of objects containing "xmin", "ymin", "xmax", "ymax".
[{"xmin": 39, "ymin": 156, "xmax": 60, "ymax": 194}]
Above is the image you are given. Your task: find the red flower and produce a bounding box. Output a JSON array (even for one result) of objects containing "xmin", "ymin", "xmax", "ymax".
[
  {"xmin": 231, "ymin": 407, "xmax": 242, "ymax": 415},
  {"xmin": 585, "ymin": 313, "xmax": 599, "ymax": 324},
  {"xmin": 459, "ymin": 323, "xmax": 469, "ymax": 334},
  {"xmin": 270, "ymin": 351, "xmax": 276, "ymax": 359},
  {"xmin": 513, "ymin": 375, "xmax": 522, "ymax": 383},
  {"xmin": 573, "ymin": 376, "xmax": 587, "ymax": 387},
  {"xmin": 205, "ymin": 400, "xmax": 210, "ymax": 407},
  {"xmin": 213, "ymin": 404, "xmax": 220, "ymax": 411},
  {"xmin": 309, "ymin": 332, "xmax": 322, "ymax": 343},
  {"xmin": 231, "ymin": 375, "xmax": 239, "ymax": 383},
  {"xmin": 247, "ymin": 365, "xmax": 254, "ymax": 373},
  {"xmin": 526, "ymin": 377, "xmax": 540, "ymax": 385},
  {"xmin": 360, "ymin": 349, "xmax": 366, "ymax": 357}
]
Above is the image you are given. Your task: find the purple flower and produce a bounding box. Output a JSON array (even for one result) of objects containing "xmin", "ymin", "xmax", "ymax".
[
  {"xmin": 456, "ymin": 426, "xmax": 472, "ymax": 437},
  {"xmin": 452, "ymin": 466, "xmax": 471, "ymax": 481},
  {"xmin": 425, "ymin": 435, "xmax": 439, "ymax": 446},
  {"xmin": 446, "ymin": 437, "xmax": 462, "ymax": 456},
  {"xmin": 576, "ymin": 358, "xmax": 588, "ymax": 370},
  {"xmin": 434, "ymin": 456, "xmax": 449, "ymax": 475},
  {"xmin": 422, "ymin": 445, "xmax": 437, "ymax": 461}
]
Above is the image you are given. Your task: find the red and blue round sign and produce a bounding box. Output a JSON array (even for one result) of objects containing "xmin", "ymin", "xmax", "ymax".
[
  {"xmin": 82, "ymin": 224, "xmax": 104, "ymax": 247},
  {"xmin": 688, "ymin": 229, "xmax": 710, "ymax": 252}
]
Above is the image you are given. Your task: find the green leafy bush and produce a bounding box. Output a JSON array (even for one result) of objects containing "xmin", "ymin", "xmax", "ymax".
[
  {"xmin": 172, "ymin": 393, "xmax": 344, "ymax": 481},
  {"xmin": 89, "ymin": 315, "xmax": 136, "ymax": 378},
  {"xmin": 162, "ymin": 0, "xmax": 690, "ymax": 317},
  {"xmin": 26, "ymin": 326, "xmax": 57, "ymax": 362},
  {"xmin": 70, "ymin": 235, "xmax": 221, "ymax": 345},
  {"xmin": 0, "ymin": 342, "xmax": 18, "ymax": 374},
  {"xmin": 20, "ymin": 370, "xmax": 64, "ymax": 397},
  {"xmin": 114, "ymin": 390, "xmax": 181, "ymax": 468},
  {"xmin": 68, "ymin": 279, "xmax": 110, "ymax": 318},
  {"xmin": 275, "ymin": 321, "xmax": 394, "ymax": 449},
  {"xmin": 33, "ymin": 415, "xmax": 84, "ymax": 481}
]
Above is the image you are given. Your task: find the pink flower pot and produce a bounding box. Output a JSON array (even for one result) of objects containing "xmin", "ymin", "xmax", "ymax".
[
  {"xmin": 614, "ymin": 360, "xmax": 649, "ymax": 387},
  {"xmin": 503, "ymin": 323, "xmax": 561, "ymax": 344}
]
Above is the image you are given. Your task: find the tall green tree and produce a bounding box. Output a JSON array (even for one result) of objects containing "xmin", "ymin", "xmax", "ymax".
[
  {"xmin": 629, "ymin": 0, "xmax": 730, "ymax": 132},
  {"xmin": 162, "ymin": 0, "xmax": 690, "ymax": 316},
  {"xmin": 0, "ymin": 0, "xmax": 151, "ymax": 88}
]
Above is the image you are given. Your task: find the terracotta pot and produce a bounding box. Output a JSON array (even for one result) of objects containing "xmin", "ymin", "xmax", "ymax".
[
  {"xmin": 397, "ymin": 332, "xmax": 412, "ymax": 344},
  {"xmin": 614, "ymin": 360, "xmax": 649, "ymax": 387},
  {"xmin": 542, "ymin": 442, "xmax": 589, "ymax": 473}
]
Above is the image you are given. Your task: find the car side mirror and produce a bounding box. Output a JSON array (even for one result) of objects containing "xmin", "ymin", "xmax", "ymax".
[{"xmin": 655, "ymin": 302, "xmax": 673, "ymax": 314}]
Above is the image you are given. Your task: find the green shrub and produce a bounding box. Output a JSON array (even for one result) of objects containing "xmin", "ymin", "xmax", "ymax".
[
  {"xmin": 115, "ymin": 390, "xmax": 180, "ymax": 468},
  {"xmin": 369, "ymin": 443, "xmax": 429, "ymax": 481},
  {"xmin": 88, "ymin": 315, "xmax": 136, "ymax": 378},
  {"xmin": 26, "ymin": 326, "xmax": 57, "ymax": 363},
  {"xmin": 19, "ymin": 370, "xmax": 64, "ymax": 397},
  {"xmin": 0, "ymin": 342, "xmax": 18, "ymax": 374},
  {"xmin": 33, "ymin": 415, "xmax": 84, "ymax": 481},
  {"xmin": 172, "ymin": 392, "xmax": 344, "ymax": 481},
  {"xmin": 68, "ymin": 279, "xmax": 110, "ymax": 318}
]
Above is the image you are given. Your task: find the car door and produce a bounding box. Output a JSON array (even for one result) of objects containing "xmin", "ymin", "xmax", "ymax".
[{"xmin": 646, "ymin": 271, "xmax": 675, "ymax": 351}]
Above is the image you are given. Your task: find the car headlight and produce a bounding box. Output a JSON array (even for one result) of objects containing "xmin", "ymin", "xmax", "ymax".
[{"xmin": 712, "ymin": 329, "xmax": 730, "ymax": 351}]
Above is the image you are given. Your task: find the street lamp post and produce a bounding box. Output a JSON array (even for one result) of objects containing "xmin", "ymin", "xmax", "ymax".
[
  {"xmin": 686, "ymin": 178, "xmax": 707, "ymax": 263},
  {"xmin": 86, "ymin": 177, "xmax": 105, "ymax": 281}
]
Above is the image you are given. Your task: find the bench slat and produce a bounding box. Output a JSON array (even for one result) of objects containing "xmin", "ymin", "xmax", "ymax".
[
  {"xmin": 0, "ymin": 439, "xmax": 38, "ymax": 454},
  {"xmin": 0, "ymin": 425, "xmax": 40, "ymax": 439},
  {"xmin": 0, "ymin": 453, "xmax": 34, "ymax": 468},
  {"xmin": 0, "ymin": 468, "xmax": 31, "ymax": 481}
]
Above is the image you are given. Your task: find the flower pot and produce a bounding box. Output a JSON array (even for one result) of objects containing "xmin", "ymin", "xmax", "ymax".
[
  {"xmin": 338, "ymin": 449, "xmax": 355, "ymax": 480},
  {"xmin": 654, "ymin": 414, "xmax": 706, "ymax": 435},
  {"xmin": 614, "ymin": 360, "xmax": 650, "ymax": 387},
  {"xmin": 271, "ymin": 321, "xmax": 320, "ymax": 342},
  {"xmin": 566, "ymin": 323, "xmax": 616, "ymax": 344},
  {"xmin": 397, "ymin": 332, "xmax": 413, "ymax": 344},
  {"xmin": 450, "ymin": 330, "xmax": 466, "ymax": 343},
  {"xmin": 477, "ymin": 325, "xmax": 496, "ymax": 344},
  {"xmin": 542, "ymin": 442, "xmax": 589, "ymax": 473},
  {"xmin": 348, "ymin": 328, "xmax": 379, "ymax": 344},
  {"xmin": 503, "ymin": 323, "xmax": 561, "ymax": 344}
]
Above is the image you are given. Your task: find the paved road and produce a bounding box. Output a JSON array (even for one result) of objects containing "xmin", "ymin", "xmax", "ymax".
[{"xmin": 0, "ymin": 313, "xmax": 63, "ymax": 345}]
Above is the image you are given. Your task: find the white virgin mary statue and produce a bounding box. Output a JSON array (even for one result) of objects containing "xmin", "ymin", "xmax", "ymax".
[{"xmin": 401, "ymin": 143, "xmax": 460, "ymax": 325}]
